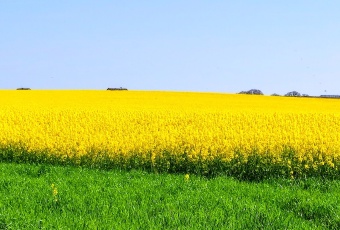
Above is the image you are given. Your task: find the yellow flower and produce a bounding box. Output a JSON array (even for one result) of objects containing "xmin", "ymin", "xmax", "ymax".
[
  {"xmin": 0, "ymin": 90, "xmax": 339, "ymax": 177},
  {"xmin": 184, "ymin": 174, "xmax": 190, "ymax": 181},
  {"xmin": 51, "ymin": 183, "xmax": 58, "ymax": 202}
]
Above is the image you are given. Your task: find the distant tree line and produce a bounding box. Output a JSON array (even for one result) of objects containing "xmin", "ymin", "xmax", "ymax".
[
  {"xmin": 238, "ymin": 89, "xmax": 264, "ymax": 95},
  {"xmin": 239, "ymin": 89, "xmax": 311, "ymax": 97},
  {"xmin": 284, "ymin": 91, "xmax": 309, "ymax": 97}
]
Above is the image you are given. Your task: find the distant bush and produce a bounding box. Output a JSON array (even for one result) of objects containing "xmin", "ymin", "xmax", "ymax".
[
  {"xmin": 285, "ymin": 91, "xmax": 301, "ymax": 97},
  {"xmin": 271, "ymin": 93, "xmax": 281, "ymax": 96},
  {"xmin": 107, "ymin": 87, "xmax": 128, "ymax": 91},
  {"xmin": 239, "ymin": 89, "xmax": 263, "ymax": 95},
  {"xmin": 17, "ymin": 88, "xmax": 31, "ymax": 90}
]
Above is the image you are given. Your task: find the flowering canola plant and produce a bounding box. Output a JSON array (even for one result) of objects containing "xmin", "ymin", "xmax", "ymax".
[{"xmin": 1, "ymin": 90, "xmax": 340, "ymax": 179}]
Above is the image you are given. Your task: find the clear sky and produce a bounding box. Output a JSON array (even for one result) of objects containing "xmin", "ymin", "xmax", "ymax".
[{"xmin": 1, "ymin": 1, "xmax": 339, "ymax": 96}]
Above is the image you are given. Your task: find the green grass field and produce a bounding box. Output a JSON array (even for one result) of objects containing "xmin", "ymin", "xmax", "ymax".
[{"xmin": 1, "ymin": 162, "xmax": 340, "ymax": 229}]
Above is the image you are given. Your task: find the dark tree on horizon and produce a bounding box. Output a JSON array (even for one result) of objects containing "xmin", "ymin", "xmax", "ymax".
[
  {"xmin": 285, "ymin": 91, "xmax": 301, "ymax": 97},
  {"xmin": 238, "ymin": 89, "xmax": 263, "ymax": 95}
]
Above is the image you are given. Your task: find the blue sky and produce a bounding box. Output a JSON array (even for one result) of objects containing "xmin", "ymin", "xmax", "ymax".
[{"xmin": 1, "ymin": 1, "xmax": 339, "ymax": 96}]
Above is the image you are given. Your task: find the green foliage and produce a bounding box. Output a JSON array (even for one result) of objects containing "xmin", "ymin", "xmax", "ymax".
[{"xmin": 1, "ymin": 162, "xmax": 340, "ymax": 229}]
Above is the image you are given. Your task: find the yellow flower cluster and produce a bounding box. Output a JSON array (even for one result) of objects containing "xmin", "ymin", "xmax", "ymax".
[
  {"xmin": 0, "ymin": 90, "xmax": 340, "ymax": 177},
  {"xmin": 51, "ymin": 183, "xmax": 58, "ymax": 202}
]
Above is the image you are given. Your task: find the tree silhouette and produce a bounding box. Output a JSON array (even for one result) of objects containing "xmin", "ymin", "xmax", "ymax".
[
  {"xmin": 285, "ymin": 91, "xmax": 301, "ymax": 97},
  {"xmin": 239, "ymin": 89, "xmax": 263, "ymax": 95}
]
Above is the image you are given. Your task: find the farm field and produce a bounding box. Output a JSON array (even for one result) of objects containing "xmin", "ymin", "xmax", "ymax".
[
  {"xmin": 1, "ymin": 90, "xmax": 340, "ymax": 179},
  {"xmin": 1, "ymin": 162, "xmax": 340, "ymax": 229},
  {"xmin": 1, "ymin": 90, "xmax": 340, "ymax": 229}
]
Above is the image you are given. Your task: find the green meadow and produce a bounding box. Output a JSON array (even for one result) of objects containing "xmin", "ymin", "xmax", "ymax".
[{"xmin": 1, "ymin": 162, "xmax": 340, "ymax": 229}]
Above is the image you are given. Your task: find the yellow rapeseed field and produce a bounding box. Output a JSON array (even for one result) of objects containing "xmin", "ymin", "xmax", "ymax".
[{"xmin": 1, "ymin": 90, "xmax": 340, "ymax": 178}]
